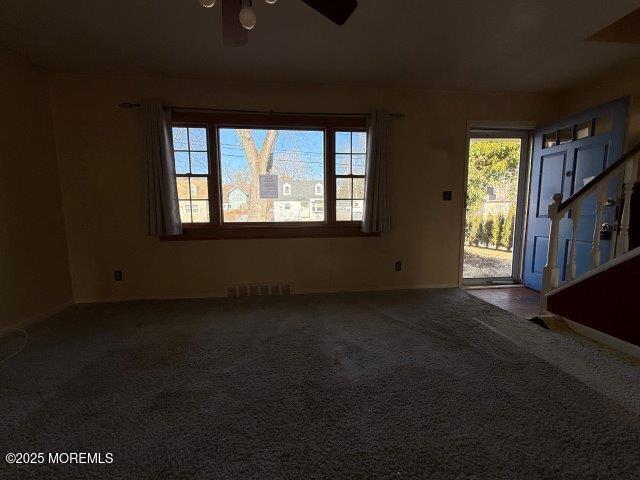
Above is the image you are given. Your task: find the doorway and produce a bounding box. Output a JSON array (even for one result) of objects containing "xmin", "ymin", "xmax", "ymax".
[{"xmin": 462, "ymin": 130, "xmax": 530, "ymax": 285}]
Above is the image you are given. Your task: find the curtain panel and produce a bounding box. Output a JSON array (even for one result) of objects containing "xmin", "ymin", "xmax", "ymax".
[
  {"xmin": 141, "ymin": 99, "xmax": 182, "ymax": 237},
  {"xmin": 362, "ymin": 110, "xmax": 392, "ymax": 233}
]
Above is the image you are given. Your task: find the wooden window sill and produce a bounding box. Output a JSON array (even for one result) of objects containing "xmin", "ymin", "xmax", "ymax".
[{"xmin": 161, "ymin": 223, "xmax": 380, "ymax": 241}]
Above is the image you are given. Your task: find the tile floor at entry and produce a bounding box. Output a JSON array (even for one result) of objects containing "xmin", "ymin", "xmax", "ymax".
[{"xmin": 466, "ymin": 286, "xmax": 540, "ymax": 319}]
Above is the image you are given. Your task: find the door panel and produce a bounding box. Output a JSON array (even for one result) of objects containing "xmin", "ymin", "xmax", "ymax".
[
  {"xmin": 537, "ymin": 153, "xmax": 566, "ymax": 218},
  {"xmin": 523, "ymin": 97, "xmax": 628, "ymax": 291},
  {"xmin": 573, "ymin": 144, "xmax": 608, "ymax": 194},
  {"xmin": 532, "ymin": 236, "xmax": 549, "ymax": 274}
]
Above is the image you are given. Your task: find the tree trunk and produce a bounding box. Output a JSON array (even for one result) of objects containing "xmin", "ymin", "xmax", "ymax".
[{"xmin": 237, "ymin": 129, "xmax": 279, "ymax": 222}]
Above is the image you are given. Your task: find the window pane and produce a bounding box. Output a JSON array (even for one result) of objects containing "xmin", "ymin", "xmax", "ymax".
[
  {"xmin": 543, "ymin": 132, "xmax": 556, "ymax": 149},
  {"xmin": 594, "ymin": 115, "xmax": 613, "ymax": 136},
  {"xmin": 188, "ymin": 128, "xmax": 208, "ymax": 151},
  {"xmin": 576, "ymin": 121, "xmax": 591, "ymax": 140},
  {"xmin": 175, "ymin": 151, "xmax": 190, "ymax": 174},
  {"xmin": 336, "ymin": 154, "xmax": 351, "ymax": 175},
  {"xmin": 176, "ymin": 177, "xmax": 190, "ymax": 200},
  {"xmin": 172, "ymin": 126, "xmax": 210, "ymax": 225},
  {"xmin": 352, "ymin": 154, "xmax": 366, "ymax": 176},
  {"xmin": 179, "ymin": 200, "xmax": 192, "ymax": 223},
  {"xmin": 558, "ymin": 126, "xmax": 573, "ymax": 144},
  {"xmin": 190, "ymin": 200, "xmax": 210, "ymax": 223},
  {"xmin": 336, "ymin": 200, "xmax": 352, "ymax": 221},
  {"xmin": 190, "ymin": 177, "xmax": 208, "ymax": 199},
  {"xmin": 352, "ymin": 200, "xmax": 363, "ymax": 221},
  {"xmin": 353, "ymin": 178, "xmax": 365, "ymax": 199},
  {"xmin": 352, "ymin": 132, "xmax": 367, "ymax": 153},
  {"xmin": 190, "ymin": 152, "xmax": 209, "ymax": 174},
  {"xmin": 173, "ymin": 127, "xmax": 189, "ymax": 150},
  {"xmin": 335, "ymin": 132, "xmax": 351, "ymax": 153},
  {"xmin": 336, "ymin": 178, "xmax": 352, "ymax": 199},
  {"xmin": 219, "ymin": 128, "xmax": 325, "ymax": 223}
]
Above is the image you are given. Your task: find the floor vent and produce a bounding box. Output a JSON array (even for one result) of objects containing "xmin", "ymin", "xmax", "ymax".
[{"xmin": 227, "ymin": 284, "xmax": 292, "ymax": 298}]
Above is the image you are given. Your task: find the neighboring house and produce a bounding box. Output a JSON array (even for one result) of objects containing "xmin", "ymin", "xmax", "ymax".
[
  {"xmin": 337, "ymin": 199, "xmax": 363, "ymax": 221},
  {"xmin": 180, "ymin": 179, "xmax": 356, "ymax": 223},
  {"xmin": 479, "ymin": 185, "xmax": 512, "ymax": 218},
  {"xmin": 220, "ymin": 184, "xmax": 251, "ymax": 222},
  {"xmin": 219, "ymin": 179, "xmax": 326, "ymax": 222},
  {"xmin": 177, "ymin": 179, "xmax": 210, "ymax": 223},
  {"xmin": 223, "ymin": 185, "xmax": 250, "ymax": 211},
  {"xmin": 273, "ymin": 180, "xmax": 325, "ymax": 222}
]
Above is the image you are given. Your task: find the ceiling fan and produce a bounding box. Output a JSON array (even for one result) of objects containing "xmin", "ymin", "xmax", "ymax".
[{"xmin": 198, "ymin": 0, "xmax": 359, "ymax": 46}]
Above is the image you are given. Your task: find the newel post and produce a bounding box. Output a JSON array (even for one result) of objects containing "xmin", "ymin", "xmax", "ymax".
[{"xmin": 541, "ymin": 193, "xmax": 563, "ymax": 313}]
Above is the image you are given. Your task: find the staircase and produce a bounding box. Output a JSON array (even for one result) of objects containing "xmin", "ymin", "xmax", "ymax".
[{"xmin": 541, "ymin": 142, "xmax": 640, "ymax": 347}]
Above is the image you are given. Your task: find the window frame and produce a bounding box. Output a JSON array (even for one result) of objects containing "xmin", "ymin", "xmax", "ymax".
[
  {"xmin": 173, "ymin": 126, "xmax": 212, "ymax": 224},
  {"xmin": 334, "ymin": 130, "xmax": 367, "ymax": 222},
  {"xmin": 165, "ymin": 111, "xmax": 377, "ymax": 240}
]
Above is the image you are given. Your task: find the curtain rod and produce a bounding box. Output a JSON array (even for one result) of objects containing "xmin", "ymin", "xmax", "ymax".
[{"xmin": 117, "ymin": 102, "xmax": 405, "ymax": 118}]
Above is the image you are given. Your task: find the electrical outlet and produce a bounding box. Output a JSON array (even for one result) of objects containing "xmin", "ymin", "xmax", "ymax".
[
  {"xmin": 114, "ymin": 270, "xmax": 123, "ymax": 281},
  {"xmin": 395, "ymin": 261, "xmax": 402, "ymax": 272}
]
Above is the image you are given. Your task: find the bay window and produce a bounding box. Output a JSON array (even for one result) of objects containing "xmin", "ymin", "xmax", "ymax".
[{"xmin": 166, "ymin": 111, "xmax": 375, "ymax": 239}]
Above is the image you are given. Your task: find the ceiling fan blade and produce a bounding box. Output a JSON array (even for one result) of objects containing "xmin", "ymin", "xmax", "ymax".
[
  {"xmin": 300, "ymin": 0, "xmax": 358, "ymax": 26},
  {"xmin": 222, "ymin": 0, "xmax": 248, "ymax": 47}
]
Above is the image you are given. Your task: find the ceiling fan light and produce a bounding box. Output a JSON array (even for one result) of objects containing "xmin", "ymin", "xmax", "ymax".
[
  {"xmin": 239, "ymin": 6, "xmax": 257, "ymax": 30},
  {"xmin": 199, "ymin": 0, "xmax": 216, "ymax": 7}
]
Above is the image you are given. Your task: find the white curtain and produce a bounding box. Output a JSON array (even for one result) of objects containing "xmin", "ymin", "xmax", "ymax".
[
  {"xmin": 362, "ymin": 110, "xmax": 392, "ymax": 233},
  {"xmin": 141, "ymin": 99, "xmax": 182, "ymax": 236}
]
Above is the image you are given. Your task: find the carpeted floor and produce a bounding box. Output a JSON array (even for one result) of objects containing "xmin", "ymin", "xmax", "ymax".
[{"xmin": 1, "ymin": 289, "xmax": 640, "ymax": 479}]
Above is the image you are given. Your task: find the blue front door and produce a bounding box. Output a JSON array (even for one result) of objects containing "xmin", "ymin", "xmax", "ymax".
[{"xmin": 522, "ymin": 98, "xmax": 628, "ymax": 291}]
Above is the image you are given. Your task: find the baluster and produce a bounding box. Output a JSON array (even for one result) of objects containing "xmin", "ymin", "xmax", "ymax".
[
  {"xmin": 541, "ymin": 193, "xmax": 563, "ymax": 313},
  {"xmin": 567, "ymin": 199, "xmax": 581, "ymax": 281},
  {"xmin": 617, "ymin": 157, "xmax": 639, "ymax": 255},
  {"xmin": 590, "ymin": 183, "xmax": 607, "ymax": 269},
  {"xmin": 609, "ymin": 170, "xmax": 624, "ymax": 262}
]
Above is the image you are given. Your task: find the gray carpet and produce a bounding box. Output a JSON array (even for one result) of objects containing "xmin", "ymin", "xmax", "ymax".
[{"xmin": 1, "ymin": 289, "xmax": 640, "ymax": 479}]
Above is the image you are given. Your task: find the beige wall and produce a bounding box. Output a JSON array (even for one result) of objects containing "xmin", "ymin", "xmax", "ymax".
[
  {"xmin": 48, "ymin": 74, "xmax": 557, "ymax": 302},
  {"xmin": 0, "ymin": 47, "xmax": 72, "ymax": 327},
  {"xmin": 558, "ymin": 57, "xmax": 640, "ymax": 148}
]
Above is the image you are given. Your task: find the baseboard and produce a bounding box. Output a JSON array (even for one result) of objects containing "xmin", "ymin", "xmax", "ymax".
[
  {"xmin": 74, "ymin": 291, "xmax": 227, "ymax": 304},
  {"xmin": 295, "ymin": 284, "xmax": 459, "ymax": 295},
  {"xmin": 74, "ymin": 284, "xmax": 460, "ymax": 304},
  {"xmin": 2, "ymin": 301, "xmax": 74, "ymax": 332},
  {"xmin": 565, "ymin": 318, "xmax": 640, "ymax": 361}
]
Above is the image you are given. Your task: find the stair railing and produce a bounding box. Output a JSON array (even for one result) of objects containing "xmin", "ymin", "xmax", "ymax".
[{"xmin": 541, "ymin": 143, "xmax": 640, "ymax": 311}]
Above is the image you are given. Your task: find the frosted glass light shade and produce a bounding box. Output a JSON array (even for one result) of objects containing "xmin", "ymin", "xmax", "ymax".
[{"xmin": 239, "ymin": 6, "xmax": 257, "ymax": 30}]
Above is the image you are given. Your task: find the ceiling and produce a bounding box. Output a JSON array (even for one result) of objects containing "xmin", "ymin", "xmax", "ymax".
[
  {"xmin": 1, "ymin": 0, "xmax": 640, "ymax": 93},
  {"xmin": 589, "ymin": 6, "xmax": 640, "ymax": 44}
]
